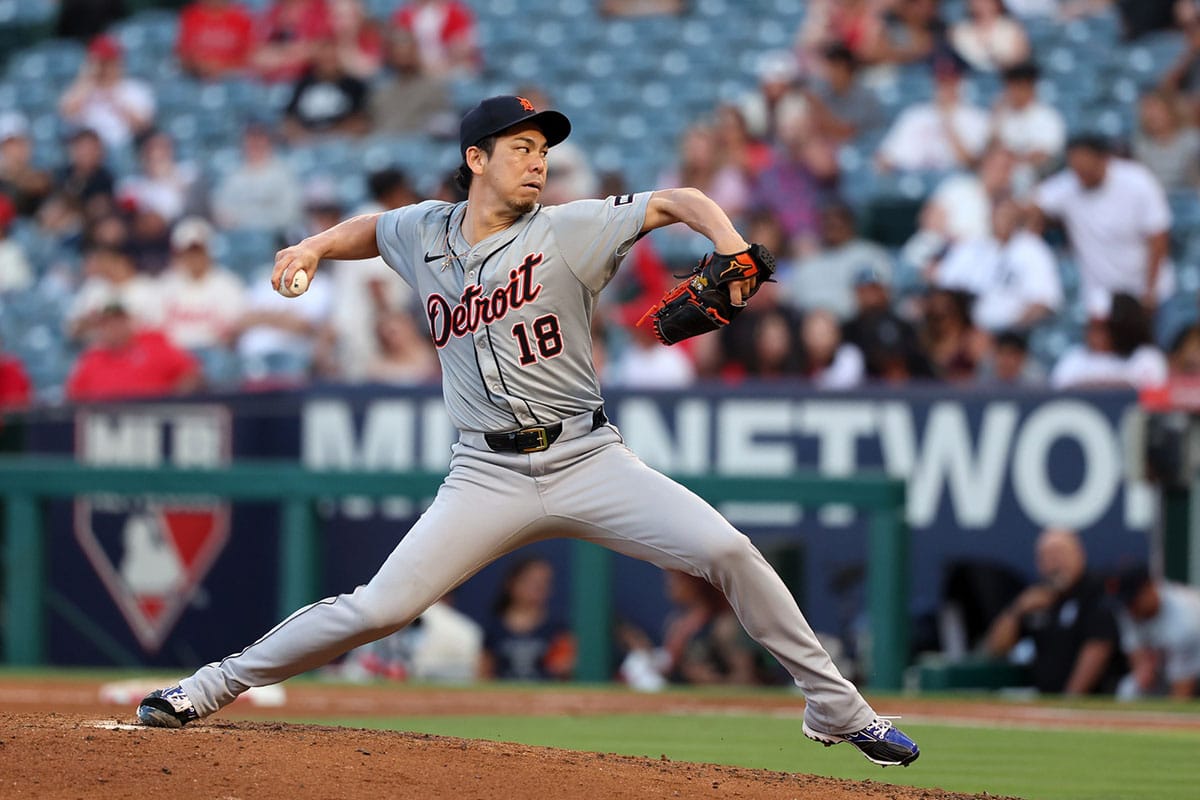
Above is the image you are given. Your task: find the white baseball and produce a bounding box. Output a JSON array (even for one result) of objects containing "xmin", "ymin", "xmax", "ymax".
[{"xmin": 283, "ymin": 270, "xmax": 309, "ymax": 297}]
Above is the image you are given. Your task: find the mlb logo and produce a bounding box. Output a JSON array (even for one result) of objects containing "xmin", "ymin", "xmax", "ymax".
[{"xmin": 74, "ymin": 405, "xmax": 232, "ymax": 652}]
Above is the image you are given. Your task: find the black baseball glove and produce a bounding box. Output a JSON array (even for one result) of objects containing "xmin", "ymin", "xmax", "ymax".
[{"xmin": 637, "ymin": 243, "xmax": 776, "ymax": 345}]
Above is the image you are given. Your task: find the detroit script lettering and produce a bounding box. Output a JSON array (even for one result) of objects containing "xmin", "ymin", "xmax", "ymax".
[{"xmin": 426, "ymin": 253, "xmax": 544, "ymax": 348}]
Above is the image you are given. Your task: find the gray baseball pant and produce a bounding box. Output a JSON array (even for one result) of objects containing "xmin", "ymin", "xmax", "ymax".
[{"xmin": 181, "ymin": 423, "xmax": 877, "ymax": 734}]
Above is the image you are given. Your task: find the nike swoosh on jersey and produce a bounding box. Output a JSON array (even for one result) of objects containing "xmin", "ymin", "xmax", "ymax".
[{"xmin": 424, "ymin": 251, "xmax": 446, "ymax": 262}]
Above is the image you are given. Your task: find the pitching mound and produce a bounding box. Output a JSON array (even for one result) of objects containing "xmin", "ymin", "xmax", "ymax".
[{"xmin": 1, "ymin": 712, "xmax": 1011, "ymax": 800}]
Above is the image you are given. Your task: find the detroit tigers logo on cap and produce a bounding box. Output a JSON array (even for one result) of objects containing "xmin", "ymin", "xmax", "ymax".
[{"xmin": 517, "ymin": 96, "xmax": 535, "ymax": 112}]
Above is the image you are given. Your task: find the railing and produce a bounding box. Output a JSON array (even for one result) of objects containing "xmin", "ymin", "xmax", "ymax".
[{"xmin": 0, "ymin": 458, "xmax": 909, "ymax": 688}]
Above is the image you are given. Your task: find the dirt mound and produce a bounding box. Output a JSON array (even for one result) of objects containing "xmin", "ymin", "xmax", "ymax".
[{"xmin": 1, "ymin": 712, "xmax": 1013, "ymax": 800}]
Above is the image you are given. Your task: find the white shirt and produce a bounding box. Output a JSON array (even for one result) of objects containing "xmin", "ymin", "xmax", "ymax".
[
  {"xmin": 992, "ymin": 102, "xmax": 1066, "ymax": 159},
  {"xmin": 1050, "ymin": 344, "xmax": 1169, "ymax": 389},
  {"xmin": 236, "ymin": 267, "xmax": 332, "ymax": 361},
  {"xmin": 936, "ymin": 231, "xmax": 1063, "ymax": 331},
  {"xmin": 158, "ymin": 265, "xmax": 248, "ymax": 350},
  {"xmin": 878, "ymin": 102, "xmax": 991, "ymax": 172},
  {"xmin": 951, "ymin": 18, "xmax": 1029, "ymax": 72},
  {"xmin": 1121, "ymin": 583, "xmax": 1200, "ymax": 685},
  {"xmin": 69, "ymin": 275, "xmax": 164, "ymax": 330},
  {"xmin": 812, "ymin": 344, "xmax": 865, "ymax": 389},
  {"xmin": 609, "ymin": 341, "xmax": 695, "ymax": 388},
  {"xmin": 0, "ymin": 239, "xmax": 32, "ymax": 293},
  {"xmin": 1036, "ymin": 159, "xmax": 1175, "ymax": 301},
  {"xmin": 788, "ymin": 240, "xmax": 894, "ymax": 321},
  {"xmin": 64, "ymin": 79, "xmax": 155, "ymax": 150}
]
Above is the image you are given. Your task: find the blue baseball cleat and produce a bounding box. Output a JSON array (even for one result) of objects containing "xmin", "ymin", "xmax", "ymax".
[
  {"xmin": 137, "ymin": 685, "xmax": 200, "ymax": 729},
  {"xmin": 803, "ymin": 716, "xmax": 920, "ymax": 767}
]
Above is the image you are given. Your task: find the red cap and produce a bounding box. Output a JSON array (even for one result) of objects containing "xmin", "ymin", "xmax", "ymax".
[{"xmin": 88, "ymin": 35, "xmax": 123, "ymax": 61}]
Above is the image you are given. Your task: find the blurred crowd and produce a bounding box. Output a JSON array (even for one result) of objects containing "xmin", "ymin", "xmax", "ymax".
[{"xmin": 1, "ymin": 0, "xmax": 1200, "ymax": 408}]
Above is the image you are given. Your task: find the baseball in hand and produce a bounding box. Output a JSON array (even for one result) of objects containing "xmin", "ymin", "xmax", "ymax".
[{"xmin": 282, "ymin": 270, "xmax": 309, "ymax": 297}]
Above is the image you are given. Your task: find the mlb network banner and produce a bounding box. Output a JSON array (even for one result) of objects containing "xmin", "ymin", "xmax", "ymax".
[{"xmin": 24, "ymin": 385, "xmax": 1151, "ymax": 666}]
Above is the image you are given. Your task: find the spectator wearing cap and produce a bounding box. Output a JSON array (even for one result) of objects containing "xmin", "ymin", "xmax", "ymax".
[
  {"xmin": 841, "ymin": 267, "xmax": 934, "ymax": 382},
  {"xmin": 932, "ymin": 197, "xmax": 1062, "ymax": 333},
  {"xmin": 738, "ymin": 50, "xmax": 810, "ymax": 144},
  {"xmin": 1133, "ymin": 89, "xmax": 1200, "ymax": 192},
  {"xmin": 1111, "ymin": 566, "xmax": 1200, "ymax": 700},
  {"xmin": 0, "ymin": 194, "xmax": 33, "ymax": 295},
  {"xmin": 212, "ymin": 125, "xmax": 303, "ymax": 234},
  {"xmin": 989, "ymin": 62, "xmax": 1065, "ymax": 182},
  {"xmin": 950, "ymin": 0, "xmax": 1031, "ymax": 73},
  {"xmin": 66, "ymin": 303, "xmax": 201, "ymax": 401},
  {"xmin": 177, "ymin": 0, "xmax": 258, "ymax": 80},
  {"xmin": 390, "ymin": 0, "xmax": 480, "ymax": 77},
  {"xmin": 787, "ymin": 202, "xmax": 893, "ymax": 321},
  {"xmin": 1033, "ymin": 134, "xmax": 1175, "ymax": 310},
  {"xmin": 58, "ymin": 35, "xmax": 156, "ymax": 151},
  {"xmin": 0, "ymin": 113, "xmax": 53, "ymax": 218},
  {"xmin": 67, "ymin": 243, "xmax": 164, "ymax": 343},
  {"xmin": 158, "ymin": 217, "xmax": 248, "ymax": 353},
  {"xmin": 876, "ymin": 56, "xmax": 990, "ymax": 173},
  {"xmin": 1050, "ymin": 293, "xmax": 1169, "ymax": 389},
  {"xmin": 282, "ymin": 36, "xmax": 370, "ymax": 143},
  {"xmin": 985, "ymin": 528, "xmax": 1126, "ymax": 695},
  {"xmin": 368, "ymin": 27, "xmax": 451, "ymax": 136},
  {"xmin": 804, "ymin": 44, "xmax": 882, "ymax": 145}
]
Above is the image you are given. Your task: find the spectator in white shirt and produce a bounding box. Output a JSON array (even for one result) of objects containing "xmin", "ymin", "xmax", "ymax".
[
  {"xmin": 1051, "ymin": 293, "xmax": 1169, "ymax": 389},
  {"xmin": 67, "ymin": 242, "xmax": 164, "ymax": 342},
  {"xmin": 211, "ymin": 124, "xmax": 304, "ymax": 234},
  {"xmin": 951, "ymin": 0, "xmax": 1031, "ymax": 72},
  {"xmin": 934, "ymin": 197, "xmax": 1062, "ymax": 332},
  {"xmin": 158, "ymin": 217, "xmax": 248, "ymax": 351},
  {"xmin": 58, "ymin": 35, "xmax": 156, "ymax": 151},
  {"xmin": 801, "ymin": 309, "xmax": 865, "ymax": 388},
  {"xmin": 901, "ymin": 145, "xmax": 1017, "ymax": 276},
  {"xmin": 787, "ymin": 202, "xmax": 893, "ymax": 321},
  {"xmin": 990, "ymin": 62, "xmax": 1066, "ymax": 180},
  {"xmin": 877, "ymin": 56, "xmax": 991, "ymax": 173},
  {"xmin": 117, "ymin": 130, "xmax": 200, "ymax": 225},
  {"xmin": 1034, "ymin": 135, "xmax": 1174, "ymax": 310},
  {"xmin": 1112, "ymin": 565, "xmax": 1200, "ymax": 700}
]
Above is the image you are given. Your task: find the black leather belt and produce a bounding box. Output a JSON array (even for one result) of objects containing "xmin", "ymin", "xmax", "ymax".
[{"xmin": 484, "ymin": 407, "xmax": 608, "ymax": 453}]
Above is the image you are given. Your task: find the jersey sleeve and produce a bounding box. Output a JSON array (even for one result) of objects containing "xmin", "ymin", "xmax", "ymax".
[
  {"xmin": 375, "ymin": 201, "xmax": 440, "ymax": 286},
  {"xmin": 545, "ymin": 192, "xmax": 653, "ymax": 293}
]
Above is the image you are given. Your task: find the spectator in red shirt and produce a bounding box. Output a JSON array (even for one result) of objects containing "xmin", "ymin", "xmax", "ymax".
[
  {"xmin": 178, "ymin": 0, "xmax": 258, "ymax": 80},
  {"xmin": 253, "ymin": 0, "xmax": 334, "ymax": 82},
  {"xmin": 391, "ymin": 0, "xmax": 479, "ymax": 76},
  {"xmin": 0, "ymin": 345, "xmax": 31, "ymax": 410},
  {"xmin": 66, "ymin": 304, "xmax": 201, "ymax": 402}
]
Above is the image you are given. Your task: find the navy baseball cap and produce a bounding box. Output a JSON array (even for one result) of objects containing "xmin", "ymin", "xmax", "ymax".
[{"xmin": 459, "ymin": 95, "xmax": 571, "ymax": 159}]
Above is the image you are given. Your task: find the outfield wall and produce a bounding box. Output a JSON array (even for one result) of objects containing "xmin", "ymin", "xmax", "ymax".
[{"xmin": 15, "ymin": 384, "xmax": 1150, "ymax": 671}]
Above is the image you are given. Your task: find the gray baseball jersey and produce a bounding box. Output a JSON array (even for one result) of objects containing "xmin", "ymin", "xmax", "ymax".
[
  {"xmin": 171, "ymin": 192, "xmax": 882, "ymax": 741},
  {"xmin": 376, "ymin": 193, "xmax": 649, "ymax": 432}
]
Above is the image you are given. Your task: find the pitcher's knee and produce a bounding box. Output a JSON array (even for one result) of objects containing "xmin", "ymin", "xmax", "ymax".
[
  {"xmin": 700, "ymin": 531, "xmax": 757, "ymax": 575},
  {"xmin": 354, "ymin": 582, "xmax": 435, "ymax": 633}
]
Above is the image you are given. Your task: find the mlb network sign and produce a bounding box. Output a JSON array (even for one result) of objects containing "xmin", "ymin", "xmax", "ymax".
[
  {"xmin": 302, "ymin": 388, "xmax": 1150, "ymax": 533},
  {"xmin": 74, "ymin": 405, "xmax": 232, "ymax": 652}
]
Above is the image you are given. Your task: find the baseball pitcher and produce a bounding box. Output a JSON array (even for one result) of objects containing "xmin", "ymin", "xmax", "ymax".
[{"xmin": 137, "ymin": 96, "xmax": 919, "ymax": 768}]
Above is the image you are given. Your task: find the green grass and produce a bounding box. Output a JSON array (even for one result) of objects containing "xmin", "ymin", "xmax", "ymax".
[{"xmin": 293, "ymin": 713, "xmax": 1200, "ymax": 800}]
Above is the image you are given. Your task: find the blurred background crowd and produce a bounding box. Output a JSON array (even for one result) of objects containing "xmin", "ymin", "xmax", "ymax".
[{"xmin": 0, "ymin": 0, "xmax": 1199, "ymax": 407}]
